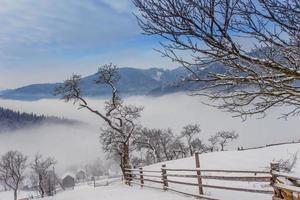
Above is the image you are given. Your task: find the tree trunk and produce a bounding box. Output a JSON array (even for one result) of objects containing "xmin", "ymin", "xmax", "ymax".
[
  {"xmin": 39, "ymin": 175, "xmax": 45, "ymax": 198},
  {"xmin": 120, "ymin": 143, "xmax": 130, "ymax": 177},
  {"xmin": 123, "ymin": 143, "xmax": 130, "ymax": 169},
  {"xmin": 14, "ymin": 189, "xmax": 17, "ymax": 200},
  {"xmin": 121, "ymin": 143, "xmax": 131, "ymax": 184},
  {"xmin": 189, "ymin": 146, "xmax": 193, "ymax": 156},
  {"xmin": 221, "ymin": 144, "xmax": 224, "ymax": 151}
]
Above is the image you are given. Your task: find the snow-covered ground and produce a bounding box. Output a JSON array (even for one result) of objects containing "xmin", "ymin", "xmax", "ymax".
[
  {"xmin": 143, "ymin": 143, "xmax": 300, "ymax": 200},
  {"xmin": 0, "ymin": 143, "xmax": 299, "ymax": 200},
  {"xmin": 0, "ymin": 182, "xmax": 193, "ymax": 200}
]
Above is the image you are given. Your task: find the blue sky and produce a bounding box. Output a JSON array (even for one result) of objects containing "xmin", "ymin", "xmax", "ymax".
[{"xmin": 0, "ymin": 0, "xmax": 176, "ymax": 88}]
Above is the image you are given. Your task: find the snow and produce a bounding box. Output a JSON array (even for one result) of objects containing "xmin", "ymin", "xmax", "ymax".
[
  {"xmin": 44, "ymin": 183, "xmax": 192, "ymax": 200},
  {"xmin": 0, "ymin": 144, "xmax": 299, "ymax": 200},
  {"xmin": 143, "ymin": 143, "xmax": 300, "ymax": 200},
  {"xmin": 153, "ymin": 71, "xmax": 163, "ymax": 81},
  {"xmin": 62, "ymin": 172, "xmax": 76, "ymax": 179},
  {"xmin": 0, "ymin": 182, "xmax": 193, "ymax": 200}
]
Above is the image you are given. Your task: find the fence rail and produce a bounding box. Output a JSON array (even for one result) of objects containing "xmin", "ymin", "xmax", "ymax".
[{"xmin": 124, "ymin": 153, "xmax": 300, "ymax": 200}]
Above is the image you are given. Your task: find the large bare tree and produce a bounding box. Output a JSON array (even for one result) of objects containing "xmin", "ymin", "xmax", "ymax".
[
  {"xmin": 55, "ymin": 64, "xmax": 143, "ymax": 176},
  {"xmin": 0, "ymin": 151, "xmax": 27, "ymax": 200},
  {"xmin": 133, "ymin": 0, "xmax": 300, "ymax": 119}
]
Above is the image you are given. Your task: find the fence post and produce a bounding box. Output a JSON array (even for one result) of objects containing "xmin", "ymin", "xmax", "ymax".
[
  {"xmin": 270, "ymin": 163, "xmax": 280, "ymax": 199},
  {"xmin": 124, "ymin": 167, "xmax": 131, "ymax": 186},
  {"xmin": 92, "ymin": 177, "xmax": 96, "ymax": 187},
  {"xmin": 195, "ymin": 152, "xmax": 204, "ymax": 195},
  {"xmin": 139, "ymin": 167, "xmax": 144, "ymax": 188},
  {"xmin": 128, "ymin": 166, "xmax": 132, "ymax": 186},
  {"xmin": 161, "ymin": 164, "xmax": 168, "ymax": 190},
  {"xmin": 124, "ymin": 169, "xmax": 128, "ymax": 185}
]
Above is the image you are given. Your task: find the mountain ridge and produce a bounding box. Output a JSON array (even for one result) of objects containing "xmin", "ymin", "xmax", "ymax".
[{"xmin": 0, "ymin": 67, "xmax": 189, "ymax": 100}]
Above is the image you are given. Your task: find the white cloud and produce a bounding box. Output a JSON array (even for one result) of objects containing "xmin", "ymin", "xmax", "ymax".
[{"xmin": 0, "ymin": 0, "xmax": 138, "ymax": 61}]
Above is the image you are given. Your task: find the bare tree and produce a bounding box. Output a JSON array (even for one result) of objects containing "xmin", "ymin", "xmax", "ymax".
[
  {"xmin": 209, "ymin": 131, "xmax": 239, "ymax": 151},
  {"xmin": 135, "ymin": 128, "xmax": 176, "ymax": 163},
  {"xmin": 180, "ymin": 124, "xmax": 201, "ymax": 156},
  {"xmin": 135, "ymin": 128, "xmax": 164, "ymax": 163},
  {"xmin": 0, "ymin": 151, "xmax": 27, "ymax": 200},
  {"xmin": 191, "ymin": 138, "xmax": 209, "ymax": 154},
  {"xmin": 133, "ymin": 0, "xmax": 300, "ymax": 119},
  {"xmin": 30, "ymin": 153, "xmax": 56, "ymax": 198},
  {"xmin": 55, "ymin": 64, "xmax": 143, "ymax": 176},
  {"xmin": 157, "ymin": 128, "xmax": 175, "ymax": 161},
  {"xmin": 170, "ymin": 137, "xmax": 187, "ymax": 159},
  {"xmin": 277, "ymin": 151, "xmax": 298, "ymax": 172}
]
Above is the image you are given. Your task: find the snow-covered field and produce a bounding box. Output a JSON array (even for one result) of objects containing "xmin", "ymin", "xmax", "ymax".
[
  {"xmin": 143, "ymin": 143, "xmax": 300, "ymax": 200},
  {"xmin": 0, "ymin": 143, "xmax": 299, "ymax": 200}
]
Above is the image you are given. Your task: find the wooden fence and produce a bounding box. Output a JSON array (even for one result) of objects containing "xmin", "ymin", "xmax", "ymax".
[{"xmin": 124, "ymin": 153, "xmax": 300, "ymax": 200}]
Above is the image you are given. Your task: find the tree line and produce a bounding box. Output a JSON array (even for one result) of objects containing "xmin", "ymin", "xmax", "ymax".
[{"xmin": 0, "ymin": 107, "xmax": 78, "ymax": 133}]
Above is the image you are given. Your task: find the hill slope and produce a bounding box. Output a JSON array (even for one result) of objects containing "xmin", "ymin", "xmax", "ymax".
[
  {"xmin": 145, "ymin": 143, "xmax": 300, "ymax": 200},
  {"xmin": 0, "ymin": 107, "xmax": 79, "ymax": 133}
]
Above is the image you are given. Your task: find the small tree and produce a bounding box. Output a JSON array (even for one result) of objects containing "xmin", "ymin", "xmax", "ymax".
[
  {"xmin": 191, "ymin": 138, "xmax": 208, "ymax": 154},
  {"xmin": 135, "ymin": 128, "xmax": 165, "ymax": 163},
  {"xmin": 180, "ymin": 124, "xmax": 201, "ymax": 156},
  {"xmin": 209, "ymin": 131, "xmax": 239, "ymax": 151},
  {"xmin": 31, "ymin": 153, "xmax": 56, "ymax": 197},
  {"xmin": 55, "ymin": 64, "xmax": 143, "ymax": 176},
  {"xmin": 135, "ymin": 128, "xmax": 176, "ymax": 163},
  {"xmin": 170, "ymin": 137, "xmax": 186, "ymax": 159},
  {"xmin": 0, "ymin": 151, "xmax": 27, "ymax": 200}
]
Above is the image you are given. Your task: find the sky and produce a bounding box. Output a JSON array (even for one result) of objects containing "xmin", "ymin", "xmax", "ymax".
[{"xmin": 0, "ymin": 0, "xmax": 176, "ymax": 89}]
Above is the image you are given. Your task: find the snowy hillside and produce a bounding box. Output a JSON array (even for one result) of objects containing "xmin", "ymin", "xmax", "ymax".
[
  {"xmin": 147, "ymin": 143, "xmax": 300, "ymax": 174},
  {"xmin": 143, "ymin": 143, "xmax": 300, "ymax": 200}
]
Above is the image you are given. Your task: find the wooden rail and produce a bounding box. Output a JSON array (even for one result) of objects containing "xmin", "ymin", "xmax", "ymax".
[
  {"xmin": 163, "ymin": 168, "xmax": 270, "ymax": 174},
  {"xmin": 166, "ymin": 173, "xmax": 271, "ymax": 182},
  {"xmin": 124, "ymin": 154, "xmax": 300, "ymax": 200},
  {"xmin": 273, "ymin": 171, "xmax": 300, "ymax": 181},
  {"xmin": 273, "ymin": 183, "xmax": 300, "ymax": 194},
  {"xmin": 165, "ymin": 179, "xmax": 272, "ymax": 194}
]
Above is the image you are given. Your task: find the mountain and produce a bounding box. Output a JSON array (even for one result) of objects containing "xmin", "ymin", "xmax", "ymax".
[
  {"xmin": 0, "ymin": 65, "xmax": 226, "ymax": 100},
  {"xmin": 0, "ymin": 107, "xmax": 79, "ymax": 133},
  {"xmin": 0, "ymin": 67, "xmax": 188, "ymax": 100}
]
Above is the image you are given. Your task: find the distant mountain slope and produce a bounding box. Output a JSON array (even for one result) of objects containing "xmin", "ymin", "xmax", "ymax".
[
  {"xmin": 0, "ymin": 84, "xmax": 61, "ymax": 100},
  {"xmin": 0, "ymin": 67, "xmax": 184, "ymax": 100},
  {"xmin": 0, "ymin": 65, "xmax": 225, "ymax": 100},
  {"xmin": 0, "ymin": 107, "xmax": 79, "ymax": 133}
]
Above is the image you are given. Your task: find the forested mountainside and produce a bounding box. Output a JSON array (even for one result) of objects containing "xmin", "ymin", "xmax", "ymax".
[{"xmin": 0, "ymin": 107, "xmax": 79, "ymax": 132}]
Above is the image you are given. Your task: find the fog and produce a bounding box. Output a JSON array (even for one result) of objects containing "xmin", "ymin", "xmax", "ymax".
[{"xmin": 0, "ymin": 93, "xmax": 299, "ymax": 173}]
